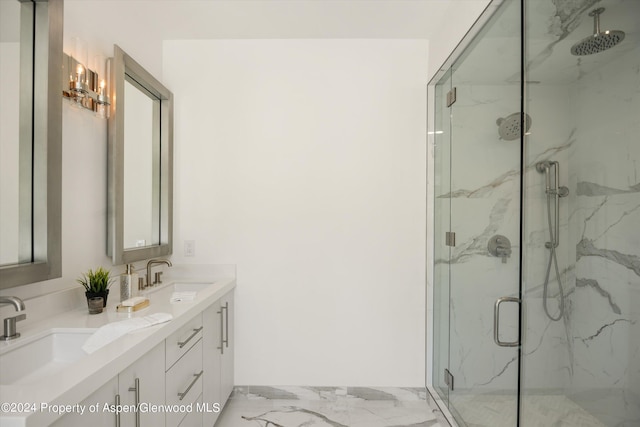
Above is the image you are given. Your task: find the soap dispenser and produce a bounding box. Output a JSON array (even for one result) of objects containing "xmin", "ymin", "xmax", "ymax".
[{"xmin": 120, "ymin": 264, "xmax": 138, "ymax": 301}]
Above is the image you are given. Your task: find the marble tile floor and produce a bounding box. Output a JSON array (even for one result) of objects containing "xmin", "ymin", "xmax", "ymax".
[{"xmin": 215, "ymin": 386, "xmax": 448, "ymax": 427}]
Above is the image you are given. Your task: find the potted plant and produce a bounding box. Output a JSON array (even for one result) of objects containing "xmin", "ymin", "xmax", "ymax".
[{"xmin": 77, "ymin": 267, "xmax": 114, "ymax": 307}]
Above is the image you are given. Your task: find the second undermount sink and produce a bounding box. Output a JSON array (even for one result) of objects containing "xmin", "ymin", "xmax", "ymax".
[
  {"xmin": 143, "ymin": 281, "xmax": 215, "ymax": 296},
  {"xmin": 171, "ymin": 282, "xmax": 214, "ymax": 293},
  {"xmin": 0, "ymin": 328, "xmax": 95, "ymax": 386}
]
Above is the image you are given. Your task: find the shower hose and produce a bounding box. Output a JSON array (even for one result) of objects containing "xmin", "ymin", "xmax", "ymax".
[{"xmin": 543, "ymin": 191, "xmax": 565, "ymax": 321}]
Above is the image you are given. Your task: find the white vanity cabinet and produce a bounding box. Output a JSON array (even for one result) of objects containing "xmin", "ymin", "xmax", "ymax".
[
  {"xmin": 26, "ymin": 281, "xmax": 236, "ymax": 427},
  {"xmin": 118, "ymin": 342, "xmax": 165, "ymax": 426},
  {"xmin": 51, "ymin": 376, "xmax": 119, "ymax": 427},
  {"xmin": 52, "ymin": 344, "xmax": 164, "ymax": 427},
  {"xmin": 203, "ymin": 289, "xmax": 234, "ymax": 426}
]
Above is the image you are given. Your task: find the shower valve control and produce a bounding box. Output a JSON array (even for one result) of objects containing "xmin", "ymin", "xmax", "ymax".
[{"xmin": 488, "ymin": 235, "xmax": 512, "ymax": 263}]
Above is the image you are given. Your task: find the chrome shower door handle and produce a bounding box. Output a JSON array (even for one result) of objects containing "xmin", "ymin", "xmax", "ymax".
[{"xmin": 494, "ymin": 297, "xmax": 520, "ymax": 347}]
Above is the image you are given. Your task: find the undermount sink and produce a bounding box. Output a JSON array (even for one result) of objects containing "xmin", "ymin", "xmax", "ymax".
[
  {"xmin": 171, "ymin": 282, "xmax": 214, "ymax": 293},
  {"xmin": 143, "ymin": 281, "xmax": 215, "ymax": 296},
  {"xmin": 0, "ymin": 328, "xmax": 95, "ymax": 386}
]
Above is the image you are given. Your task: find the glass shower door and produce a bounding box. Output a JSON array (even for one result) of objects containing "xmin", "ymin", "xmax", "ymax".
[
  {"xmin": 432, "ymin": 68, "xmax": 452, "ymax": 405},
  {"xmin": 441, "ymin": 0, "xmax": 523, "ymax": 425}
]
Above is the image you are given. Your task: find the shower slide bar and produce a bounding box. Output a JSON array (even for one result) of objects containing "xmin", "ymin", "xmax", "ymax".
[{"xmin": 536, "ymin": 161, "xmax": 568, "ymax": 248}]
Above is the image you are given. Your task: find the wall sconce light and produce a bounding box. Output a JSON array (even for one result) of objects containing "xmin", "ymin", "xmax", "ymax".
[
  {"xmin": 62, "ymin": 52, "xmax": 111, "ymax": 118},
  {"xmin": 69, "ymin": 63, "xmax": 88, "ymax": 101}
]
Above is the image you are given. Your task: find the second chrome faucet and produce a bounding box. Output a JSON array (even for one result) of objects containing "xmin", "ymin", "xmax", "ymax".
[{"xmin": 145, "ymin": 259, "xmax": 172, "ymax": 287}]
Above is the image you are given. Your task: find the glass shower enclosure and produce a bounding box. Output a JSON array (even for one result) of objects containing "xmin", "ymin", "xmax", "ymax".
[{"xmin": 427, "ymin": 0, "xmax": 639, "ymax": 426}]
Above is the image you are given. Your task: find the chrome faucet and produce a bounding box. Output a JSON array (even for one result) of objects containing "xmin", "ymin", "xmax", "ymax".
[
  {"xmin": 146, "ymin": 259, "xmax": 172, "ymax": 287},
  {"xmin": 0, "ymin": 296, "xmax": 27, "ymax": 341}
]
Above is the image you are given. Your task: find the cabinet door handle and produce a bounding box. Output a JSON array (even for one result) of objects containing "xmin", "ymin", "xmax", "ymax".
[
  {"xmin": 128, "ymin": 377, "xmax": 140, "ymax": 427},
  {"xmin": 222, "ymin": 302, "xmax": 229, "ymax": 348},
  {"xmin": 178, "ymin": 326, "xmax": 203, "ymax": 348},
  {"xmin": 177, "ymin": 370, "xmax": 204, "ymax": 401},
  {"xmin": 115, "ymin": 394, "xmax": 121, "ymax": 427},
  {"xmin": 217, "ymin": 308, "xmax": 224, "ymax": 354}
]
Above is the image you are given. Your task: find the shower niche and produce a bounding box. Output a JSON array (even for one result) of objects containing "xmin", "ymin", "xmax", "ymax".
[{"xmin": 427, "ymin": 0, "xmax": 640, "ymax": 426}]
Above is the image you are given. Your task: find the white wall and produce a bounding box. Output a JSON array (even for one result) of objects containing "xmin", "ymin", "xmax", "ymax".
[{"xmin": 164, "ymin": 39, "xmax": 428, "ymax": 386}]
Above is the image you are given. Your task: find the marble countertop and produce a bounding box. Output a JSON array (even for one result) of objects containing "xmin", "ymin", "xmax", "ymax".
[{"xmin": 0, "ymin": 276, "xmax": 236, "ymax": 427}]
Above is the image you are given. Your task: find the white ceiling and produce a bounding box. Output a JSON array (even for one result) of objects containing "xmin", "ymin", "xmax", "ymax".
[
  {"xmin": 61, "ymin": 0, "xmax": 490, "ymax": 79},
  {"xmin": 68, "ymin": 0, "xmax": 489, "ymax": 40},
  {"xmin": 1, "ymin": 0, "xmax": 494, "ymax": 82}
]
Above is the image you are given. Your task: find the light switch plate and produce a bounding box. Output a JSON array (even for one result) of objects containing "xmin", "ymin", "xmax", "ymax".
[{"xmin": 184, "ymin": 240, "xmax": 195, "ymax": 257}]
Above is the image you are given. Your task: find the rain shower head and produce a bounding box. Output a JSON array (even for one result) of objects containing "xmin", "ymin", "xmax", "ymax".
[
  {"xmin": 496, "ymin": 112, "xmax": 532, "ymax": 141},
  {"xmin": 570, "ymin": 8, "xmax": 625, "ymax": 56}
]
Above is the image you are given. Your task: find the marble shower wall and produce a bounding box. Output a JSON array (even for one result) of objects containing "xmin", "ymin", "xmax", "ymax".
[
  {"xmin": 522, "ymin": 0, "xmax": 639, "ymax": 422},
  {"xmin": 521, "ymin": 84, "xmax": 575, "ymax": 392},
  {"xmin": 566, "ymin": 37, "xmax": 640, "ymax": 422}
]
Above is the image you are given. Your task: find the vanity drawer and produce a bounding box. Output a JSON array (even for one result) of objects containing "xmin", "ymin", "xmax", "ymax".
[
  {"xmin": 166, "ymin": 313, "xmax": 203, "ymax": 370},
  {"xmin": 179, "ymin": 394, "xmax": 203, "ymax": 427},
  {"xmin": 166, "ymin": 339, "xmax": 203, "ymax": 427}
]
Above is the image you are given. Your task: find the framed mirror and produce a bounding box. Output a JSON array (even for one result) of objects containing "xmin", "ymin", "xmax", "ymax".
[
  {"xmin": 108, "ymin": 45, "xmax": 173, "ymax": 265},
  {"xmin": 0, "ymin": 0, "xmax": 63, "ymax": 289}
]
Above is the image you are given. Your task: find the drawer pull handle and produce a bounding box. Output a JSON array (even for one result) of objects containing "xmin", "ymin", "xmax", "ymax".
[
  {"xmin": 177, "ymin": 326, "xmax": 203, "ymax": 348},
  {"xmin": 223, "ymin": 302, "xmax": 229, "ymax": 348},
  {"xmin": 177, "ymin": 370, "xmax": 203, "ymax": 401},
  {"xmin": 115, "ymin": 394, "xmax": 121, "ymax": 427},
  {"xmin": 217, "ymin": 308, "xmax": 224, "ymax": 355},
  {"xmin": 128, "ymin": 378, "xmax": 140, "ymax": 427}
]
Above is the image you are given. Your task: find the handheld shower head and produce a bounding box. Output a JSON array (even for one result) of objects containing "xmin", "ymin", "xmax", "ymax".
[
  {"xmin": 571, "ymin": 8, "xmax": 625, "ymax": 56},
  {"xmin": 536, "ymin": 160, "xmax": 569, "ymax": 197}
]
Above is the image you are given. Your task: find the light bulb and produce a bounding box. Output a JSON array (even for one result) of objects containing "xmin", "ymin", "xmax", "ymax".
[{"xmin": 76, "ymin": 64, "xmax": 84, "ymax": 82}]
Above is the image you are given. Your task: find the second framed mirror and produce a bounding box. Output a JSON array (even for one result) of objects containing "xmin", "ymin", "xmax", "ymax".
[{"xmin": 108, "ymin": 45, "xmax": 173, "ymax": 265}]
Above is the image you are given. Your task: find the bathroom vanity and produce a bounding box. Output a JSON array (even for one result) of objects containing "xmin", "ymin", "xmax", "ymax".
[{"xmin": 0, "ymin": 276, "xmax": 235, "ymax": 427}]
